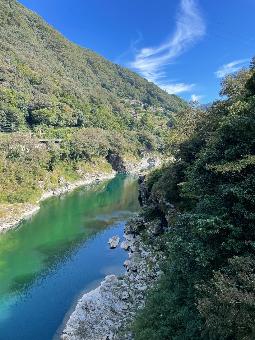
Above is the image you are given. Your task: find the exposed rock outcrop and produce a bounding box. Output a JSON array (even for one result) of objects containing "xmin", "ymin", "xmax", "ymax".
[
  {"xmin": 106, "ymin": 151, "xmax": 127, "ymax": 173},
  {"xmin": 137, "ymin": 175, "xmax": 149, "ymax": 207},
  {"xmin": 106, "ymin": 152, "xmax": 162, "ymax": 175},
  {"xmin": 124, "ymin": 156, "xmax": 162, "ymax": 175}
]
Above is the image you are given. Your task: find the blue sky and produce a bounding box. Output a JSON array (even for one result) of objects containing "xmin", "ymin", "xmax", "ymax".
[{"xmin": 19, "ymin": 0, "xmax": 255, "ymax": 103}]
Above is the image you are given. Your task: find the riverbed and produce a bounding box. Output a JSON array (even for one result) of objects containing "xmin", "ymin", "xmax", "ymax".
[{"xmin": 0, "ymin": 175, "xmax": 139, "ymax": 340}]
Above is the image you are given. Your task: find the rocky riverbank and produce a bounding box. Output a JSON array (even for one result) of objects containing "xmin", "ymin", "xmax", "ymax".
[{"xmin": 61, "ymin": 217, "xmax": 164, "ymax": 340}]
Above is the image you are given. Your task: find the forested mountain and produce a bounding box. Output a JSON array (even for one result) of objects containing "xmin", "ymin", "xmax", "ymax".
[{"xmin": 0, "ymin": 0, "xmax": 185, "ymax": 132}]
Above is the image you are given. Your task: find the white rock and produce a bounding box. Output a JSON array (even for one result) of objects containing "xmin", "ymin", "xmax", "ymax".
[
  {"xmin": 108, "ymin": 236, "xmax": 120, "ymax": 249},
  {"xmin": 123, "ymin": 259, "xmax": 131, "ymax": 268},
  {"xmin": 120, "ymin": 240, "xmax": 130, "ymax": 251}
]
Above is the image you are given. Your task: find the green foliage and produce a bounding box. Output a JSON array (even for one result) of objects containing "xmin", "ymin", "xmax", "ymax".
[
  {"xmin": 0, "ymin": 133, "xmax": 52, "ymax": 202},
  {"xmin": 197, "ymin": 256, "xmax": 255, "ymax": 340},
  {"xmin": 0, "ymin": 125, "xmax": 155, "ymax": 204},
  {"xmin": 134, "ymin": 63, "xmax": 255, "ymax": 339},
  {"xmin": 0, "ymin": 103, "xmax": 26, "ymax": 131},
  {"xmin": 69, "ymin": 128, "xmax": 110, "ymax": 161}
]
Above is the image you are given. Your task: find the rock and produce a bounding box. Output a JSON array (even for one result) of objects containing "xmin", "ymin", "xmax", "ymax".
[
  {"xmin": 102, "ymin": 335, "xmax": 113, "ymax": 340},
  {"xmin": 123, "ymin": 259, "xmax": 131, "ymax": 268},
  {"xmin": 120, "ymin": 240, "xmax": 130, "ymax": 251},
  {"xmin": 108, "ymin": 236, "xmax": 120, "ymax": 249},
  {"xmin": 151, "ymin": 222, "xmax": 164, "ymax": 236},
  {"xmin": 147, "ymin": 158, "xmax": 156, "ymax": 167},
  {"xmin": 130, "ymin": 243, "xmax": 139, "ymax": 253},
  {"xmin": 124, "ymin": 232, "xmax": 135, "ymax": 242},
  {"xmin": 106, "ymin": 151, "xmax": 127, "ymax": 173},
  {"xmin": 124, "ymin": 256, "xmax": 141, "ymax": 272},
  {"xmin": 144, "ymin": 218, "xmax": 165, "ymax": 236},
  {"xmin": 121, "ymin": 291, "xmax": 129, "ymax": 300},
  {"xmin": 125, "ymin": 216, "xmax": 144, "ymax": 235},
  {"xmin": 136, "ymin": 284, "xmax": 147, "ymax": 292},
  {"xmin": 138, "ymin": 175, "xmax": 148, "ymax": 207}
]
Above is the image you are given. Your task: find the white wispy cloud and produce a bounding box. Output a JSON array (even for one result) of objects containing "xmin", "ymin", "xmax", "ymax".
[
  {"xmin": 215, "ymin": 59, "xmax": 250, "ymax": 78},
  {"xmin": 191, "ymin": 94, "xmax": 203, "ymax": 102},
  {"xmin": 129, "ymin": 0, "xmax": 205, "ymax": 94},
  {"xmin": 162, "ymin": 83, "xmax": 195, "ymax": 94}
]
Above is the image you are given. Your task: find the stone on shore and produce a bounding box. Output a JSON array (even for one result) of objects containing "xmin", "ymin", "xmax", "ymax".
[{"xmin": 120, "ymin": 240, "xmax": 130, "ymax": 251}]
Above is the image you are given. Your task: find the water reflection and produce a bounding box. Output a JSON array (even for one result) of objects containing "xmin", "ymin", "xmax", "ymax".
[{"xmin": 0, "ymin": 175, "xmax": 139, "ymax": 340}]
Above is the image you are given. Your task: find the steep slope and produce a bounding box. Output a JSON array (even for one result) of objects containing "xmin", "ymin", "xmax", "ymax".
[
  {"xmin": 0, "ymin": 0, "xmax": 186, "ymax": 132},
  {"xmin": 133, "ymin": 63, "xmax": 255, "ymax": 339}
]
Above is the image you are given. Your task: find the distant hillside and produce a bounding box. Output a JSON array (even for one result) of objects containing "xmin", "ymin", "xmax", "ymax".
[{"xmin": 0, "ymin": 0, "xmax": 186, "ymax": 132}]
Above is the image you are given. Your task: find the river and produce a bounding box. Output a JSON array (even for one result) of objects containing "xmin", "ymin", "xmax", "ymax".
[{"xmin": 0, "ymin": 175, "xmax": 139, "ymax": 340}]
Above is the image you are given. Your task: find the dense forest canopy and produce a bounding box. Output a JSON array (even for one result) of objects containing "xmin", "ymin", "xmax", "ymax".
[{"xmin": 133, "ymin": 60, "xmax": 255, "ymax": 339}]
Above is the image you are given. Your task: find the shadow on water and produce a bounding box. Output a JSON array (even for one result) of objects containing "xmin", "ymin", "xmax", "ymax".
[{"xmin": 0, "ymin": 175, "xmax": 139, "ymax": 340}]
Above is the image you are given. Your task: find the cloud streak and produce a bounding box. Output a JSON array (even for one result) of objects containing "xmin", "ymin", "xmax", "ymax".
[
  {"xmin": 162, "ymin": 83, "xmax": 195, "ymax": 94},
  {"xmin": 215, "ymin": 59, "xmax": 250, "ymax": 78},
  {"xmin": 191, "ymin": 94, "xmax": 203, "ymax": 102},
  {"xmin": 130, "ymin": 0, "xmax": 205, "ymax": 94}
]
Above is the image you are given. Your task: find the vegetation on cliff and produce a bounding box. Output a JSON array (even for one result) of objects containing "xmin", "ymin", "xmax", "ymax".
[{"xmin": 133, "ymin": 60, "xmax": 255, "ymax": 339}]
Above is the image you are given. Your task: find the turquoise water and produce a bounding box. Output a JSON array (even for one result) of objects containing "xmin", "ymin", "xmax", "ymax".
[{"xmin": 0, "ymin": 175, "xmax": 139, "ymax": 340}]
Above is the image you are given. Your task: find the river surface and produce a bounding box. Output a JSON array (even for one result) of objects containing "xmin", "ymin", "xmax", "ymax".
[{"xmin": 0, "ymin": 175, "xmax": 139, "ymax": 340}]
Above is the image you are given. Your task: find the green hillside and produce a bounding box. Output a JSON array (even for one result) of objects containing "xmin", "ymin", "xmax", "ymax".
[{"xmin": 0, "ymin": 0, "xmax": 186, "ymax": 132}]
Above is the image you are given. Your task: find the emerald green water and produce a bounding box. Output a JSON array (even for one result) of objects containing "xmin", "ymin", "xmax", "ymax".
[{"xmin": 0, "ymin": 175, "xmax": 139, "ymax": 340}]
